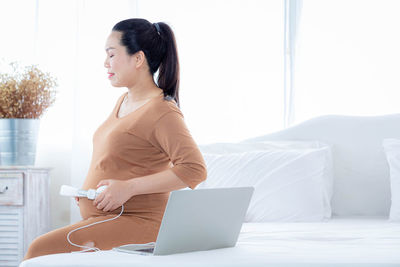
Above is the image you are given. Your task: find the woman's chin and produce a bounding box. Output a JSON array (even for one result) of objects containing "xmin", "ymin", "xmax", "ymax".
[{"xmin": 109, "ymin": 81, "xmax": 124, "ymax": 88}]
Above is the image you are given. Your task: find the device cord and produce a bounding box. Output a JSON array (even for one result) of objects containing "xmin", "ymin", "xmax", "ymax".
[{"xmin": 67, "ymin": 204, "xmax": 125, "ymax": 253}]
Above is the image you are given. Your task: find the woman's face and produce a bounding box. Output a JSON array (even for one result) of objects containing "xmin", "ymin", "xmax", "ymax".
[{"xmin": 104, "ymin": 31, "xmax": 137, "ymax": 88}]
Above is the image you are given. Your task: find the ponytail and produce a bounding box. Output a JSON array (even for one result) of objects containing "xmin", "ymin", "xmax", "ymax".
[
  {"xmin": 111, "ymin": 19, "xmax": 180, "ymax": 107},
  {"xmin": 155, "ymin": 22, "xmax": 180, "ymax": 108}
]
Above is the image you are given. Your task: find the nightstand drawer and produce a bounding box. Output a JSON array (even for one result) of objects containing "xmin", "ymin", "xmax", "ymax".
[{"xmin": 0, "ymin": 173, "xmax": 23, "ymax": 206}]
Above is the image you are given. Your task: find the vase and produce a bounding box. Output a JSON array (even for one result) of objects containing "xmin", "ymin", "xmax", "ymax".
[{"xmin": 0, "ymin": 119, "xmax": 40, "ymax": 166}]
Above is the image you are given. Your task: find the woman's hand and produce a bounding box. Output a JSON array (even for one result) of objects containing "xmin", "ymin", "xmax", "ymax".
[{"xmin": 93, "ymin": 179, "xmax": 134, "ymax": 212}]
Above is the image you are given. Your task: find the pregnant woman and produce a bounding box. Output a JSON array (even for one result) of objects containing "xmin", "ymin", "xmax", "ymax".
[{"xmin": 23, "ymin": 18, "xmax": 207, "ymax": 260}]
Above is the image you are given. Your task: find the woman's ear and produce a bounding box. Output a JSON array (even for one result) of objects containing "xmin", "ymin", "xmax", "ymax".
[{"xmin": 134, "ymin": 51, "xmax": 146, "ymax": 69}]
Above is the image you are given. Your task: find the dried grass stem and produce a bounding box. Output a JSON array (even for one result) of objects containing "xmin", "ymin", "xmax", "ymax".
[{"xmin": 0, "ymin": 62, "xmax": 57, "ymax": 119}]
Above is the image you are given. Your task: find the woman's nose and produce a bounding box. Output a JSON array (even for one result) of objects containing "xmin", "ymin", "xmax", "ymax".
[{"xmin": 104, "ymin": 58, "xmax": 109, "ymax": 68}]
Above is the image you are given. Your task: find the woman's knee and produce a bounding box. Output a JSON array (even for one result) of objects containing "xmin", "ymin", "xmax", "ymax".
[
  {"xmin": 23, "ymin": 227, "xmax": 71, "ymax": 261},
  {"xmin": 23, "ymin": 235, "xmax": 48, "ymax": 260}
]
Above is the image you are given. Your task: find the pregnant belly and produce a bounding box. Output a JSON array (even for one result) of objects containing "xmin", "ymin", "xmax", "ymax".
[{"xmin": 78, "ymin": 198, "xmax": 114, "ymax": 219}]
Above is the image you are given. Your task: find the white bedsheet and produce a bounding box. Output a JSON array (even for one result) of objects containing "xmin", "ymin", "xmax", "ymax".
[{"xmin": 19, "ymin": 217, "xmax": 400, "ymax": 267}]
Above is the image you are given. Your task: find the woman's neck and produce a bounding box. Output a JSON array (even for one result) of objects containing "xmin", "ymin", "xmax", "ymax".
[{"xmin": 126, "ymin": 78, "xmax": 163, "ymax": 103}]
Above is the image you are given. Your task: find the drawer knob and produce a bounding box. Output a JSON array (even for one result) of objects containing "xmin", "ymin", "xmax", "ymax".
[{"xmin": 0, "ymin": 185, "xmax": 8, "ymax": 193}]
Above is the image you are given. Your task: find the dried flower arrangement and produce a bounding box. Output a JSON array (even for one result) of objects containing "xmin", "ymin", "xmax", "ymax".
[{"xmin": 0, "ymin": 62, "xmax": 57, "ymax": 119}]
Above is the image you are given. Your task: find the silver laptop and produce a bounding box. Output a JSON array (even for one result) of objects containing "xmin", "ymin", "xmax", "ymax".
[{"xmin": 112, "ymin": 187, "xmax": 254, "ymax": 256}]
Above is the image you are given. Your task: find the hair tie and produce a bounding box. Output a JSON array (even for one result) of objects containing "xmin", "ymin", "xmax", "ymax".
[{"xmin": 154, "ymin": 23, "xmax": 161, "ymax": 35}]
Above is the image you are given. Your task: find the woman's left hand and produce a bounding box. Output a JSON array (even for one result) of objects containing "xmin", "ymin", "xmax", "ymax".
[{"xmin": 93, "ymin": 179, "xmax": 134, "ymax": 212}]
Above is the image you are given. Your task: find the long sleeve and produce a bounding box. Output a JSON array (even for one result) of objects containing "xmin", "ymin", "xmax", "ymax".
[{"xmin": 149, "ymin": 110, "xmax": 207, "ymax": 189}]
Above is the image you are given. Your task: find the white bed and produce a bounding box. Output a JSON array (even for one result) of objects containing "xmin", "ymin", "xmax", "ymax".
[
  {"xmin": 19, "ymin": 217, "xmax": 400, "ymax": 266},
  {"xmin": 19, "ymin": 114, "xmax": 400, "ymax": 267}
]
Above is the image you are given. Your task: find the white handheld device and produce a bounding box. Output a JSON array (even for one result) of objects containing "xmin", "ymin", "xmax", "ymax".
[{"xmin": 59, "ymin": 185, "xmax": 108, "ymax": 200}]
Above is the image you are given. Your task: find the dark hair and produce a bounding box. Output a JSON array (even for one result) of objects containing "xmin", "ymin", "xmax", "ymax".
[{"xmin": 112, "ymin": 18, "xmax": 180, "ymax": 107}]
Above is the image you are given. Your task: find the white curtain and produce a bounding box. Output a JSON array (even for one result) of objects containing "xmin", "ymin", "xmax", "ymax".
[
  {"xmin": 284, "ymin": 0, "xmax": 303, "ymax": 127},
  {"xmin": 293, "ymin": 0, "xmax": 400, "ymax": 124}
]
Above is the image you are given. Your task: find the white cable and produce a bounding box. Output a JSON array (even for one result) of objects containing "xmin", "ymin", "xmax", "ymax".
[{"xmin": 67, "ymin": 204, "xmax": 125, "ymax": 253}]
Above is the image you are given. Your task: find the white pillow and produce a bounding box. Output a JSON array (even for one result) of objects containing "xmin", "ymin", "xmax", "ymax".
[
  {"xmin": 382, "ymin": 139, "xmax": 400, "ymax": 221},
  {"xmin": 199, "ymin": 141, "xmax": 333, "ymax": 220},
  {"xmin": 198, "ymin": 145, "xmax": 333, "ymax": 222},
  {"xmin": 199, "ymin": 140, "xmax": 327, "ymax": 154}
]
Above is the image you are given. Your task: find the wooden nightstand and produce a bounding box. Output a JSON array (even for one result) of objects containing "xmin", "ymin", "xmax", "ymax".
[{"xmin": 0, "ymin": 167, "xmax": 50, "ymax": 267}]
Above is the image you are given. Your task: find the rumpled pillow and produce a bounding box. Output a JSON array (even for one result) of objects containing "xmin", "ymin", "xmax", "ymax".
[
  {"xmin": 198, "ymin": 141, "xmax": 333, "ymax": 222},
  {"xmin": 382, "ymin": 139, "xmax": 400, "ymax": 221}
]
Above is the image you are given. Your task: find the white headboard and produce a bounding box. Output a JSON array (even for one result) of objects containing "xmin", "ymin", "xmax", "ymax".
[{"xmin": 243, "ymin": 114, "xmax": 400, "ymax": 217}]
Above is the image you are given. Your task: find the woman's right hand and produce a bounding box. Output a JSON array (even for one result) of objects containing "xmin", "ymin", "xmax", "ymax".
[{"xmin": 75, "ymin": 197, "xmax": 79, "ymax": 206}]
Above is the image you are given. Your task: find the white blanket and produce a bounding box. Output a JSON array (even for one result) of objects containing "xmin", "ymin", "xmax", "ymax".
[{"xmin": 20, "ymin": 216, "xmax": 400, "ymax": 267}]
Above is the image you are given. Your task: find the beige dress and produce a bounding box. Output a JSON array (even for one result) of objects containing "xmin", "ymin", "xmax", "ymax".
[{"xmin": 23, "ymin": 92, "xmax": 207, "ymax": 260}]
